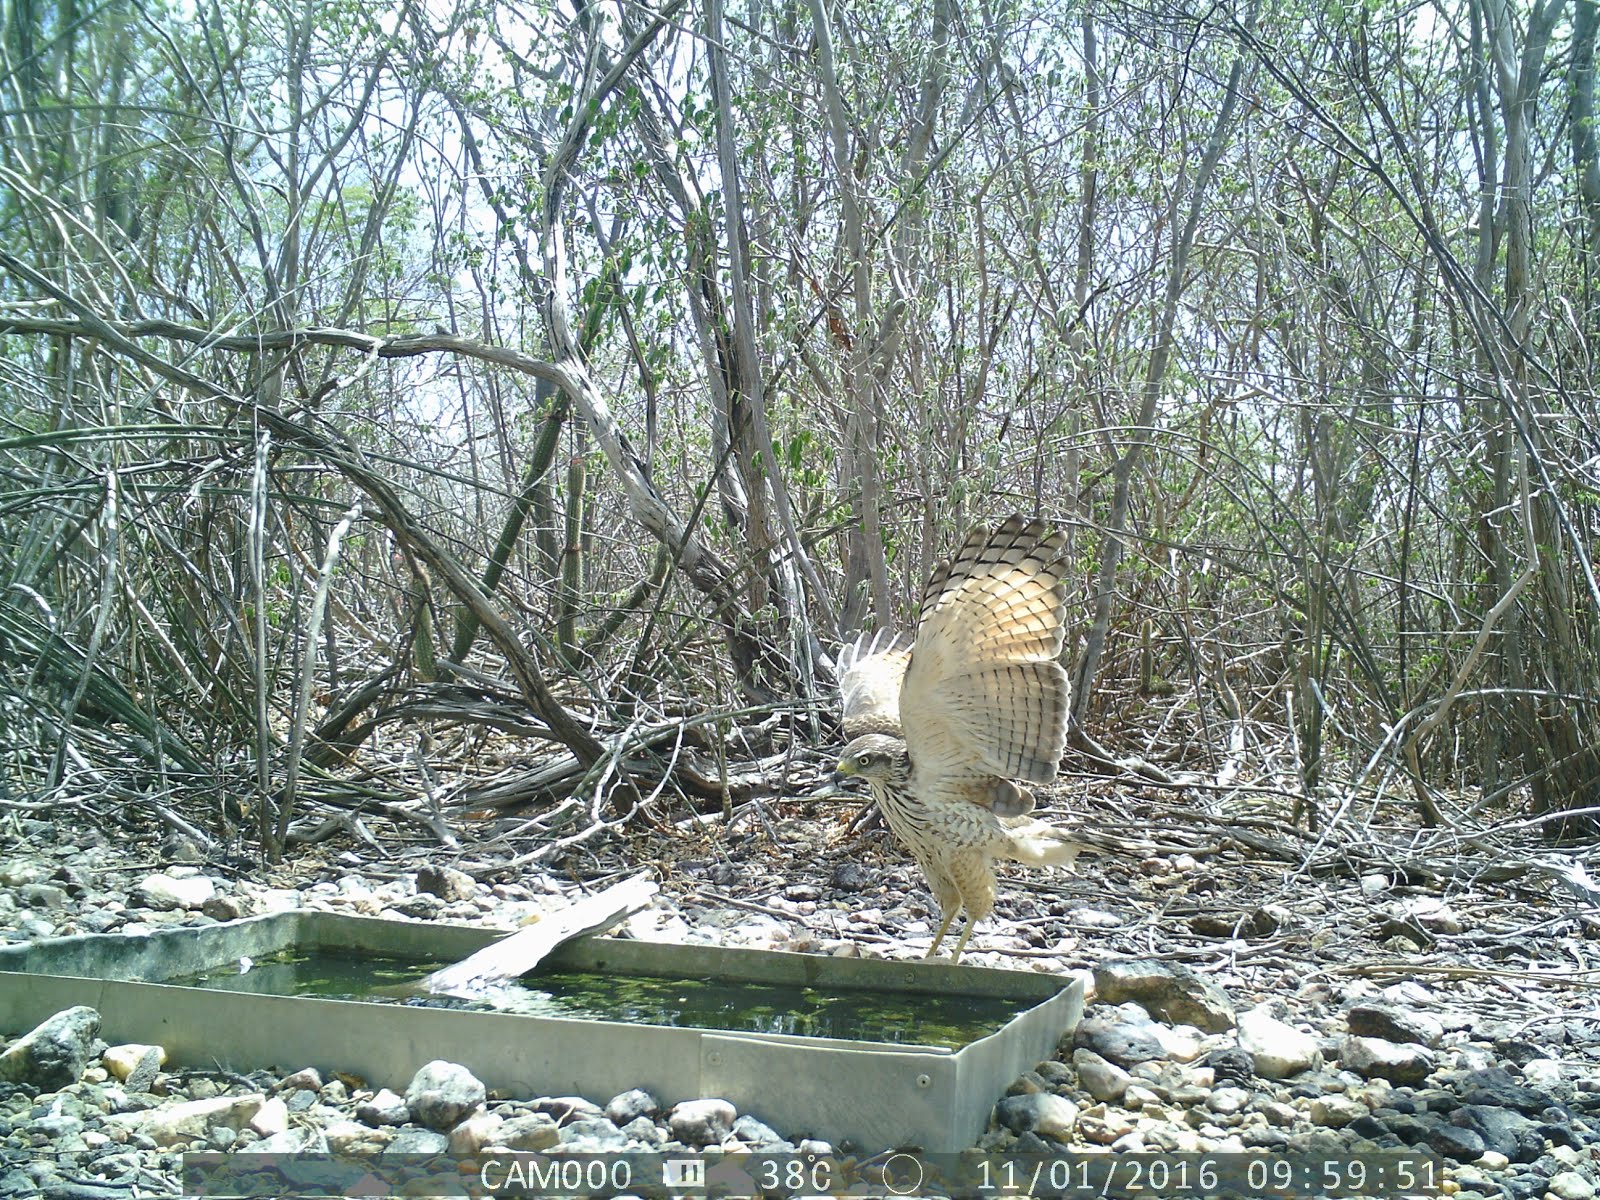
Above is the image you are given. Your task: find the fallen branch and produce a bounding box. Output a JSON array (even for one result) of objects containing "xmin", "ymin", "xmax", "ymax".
[{"xmin": 418, "ymin": 872, "xmax": 657, "ymax": 998}]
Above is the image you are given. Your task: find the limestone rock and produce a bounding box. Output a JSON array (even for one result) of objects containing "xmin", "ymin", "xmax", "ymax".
[
  {"xmin": 605, "ymin": 1087, "xmax": 659, "ymax": 1125},
  {"xmin": 357, "ymin": 1088, "xmax": 409, "ymax": 1127},
  {"xmin": 993, "ymin": 1093, "xmax": 1078, "ymax": 1141},
  {"xmin": 1238, "ymin": 1007, "xmax": 1319, "ymax": 1079},
  {"xmin": 404, "ymin": 1060, "xmax": 486, "ymax": 1131},
  {"xmin": 1346, "ymin": 1003, "xmax": 1443, "ymax": 1048},
  {"xmin": 1093, "ymin": 960, "xmax": 1236, "ymax": 1032},
  {"xmin": 0, "ymin": 1005, "xmax": 101, "ymax": 1090},
  {"xmin": 668, "ymin": 1098, "xmax": 737, "ymax": 1147},
  {"xmin": 1340, "ymin": 1035, "xmax": 1433, "ymax": 1086},
  {"xmin": 139, "ymin": 1094, "xmax": 265, "ymax": 1147},
  {"xmin": 102, "ymin": 1043, "xmax": 166, "ymax": 1083},
  {"xmin": 495, "ymin": 1113, "xmax": 560, "ymax": 1151},
  {"xmin": 134, "ymin": 872, "xmax": 216, "ymax": 911}
]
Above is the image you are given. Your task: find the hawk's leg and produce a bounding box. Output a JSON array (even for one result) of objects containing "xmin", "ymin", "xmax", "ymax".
[
  {"xmin": 923, "ymin": 868, "xmax": 963, "ymax": 958},
  {"xmin": 926, "ymin": 908, "xmax": 960, "ymax": 958},
  {"xmin": 949, "ymin": 917, "xmax": 978, "ymax": 963}
]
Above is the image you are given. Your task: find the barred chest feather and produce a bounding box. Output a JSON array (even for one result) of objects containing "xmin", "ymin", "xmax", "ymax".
[{"xmin": 867, "ymin": 777, "xmax": 996, "ymax": 854}]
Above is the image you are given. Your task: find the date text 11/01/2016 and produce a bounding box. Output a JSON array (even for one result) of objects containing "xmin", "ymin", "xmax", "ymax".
[
  {"xmin": 183, "ymin": 1150, "xmax": 1445, "ymax": 1198},
  {"xmin": 960, "ymin": 1151, "xmax": 1441, "ymax": 1197}
]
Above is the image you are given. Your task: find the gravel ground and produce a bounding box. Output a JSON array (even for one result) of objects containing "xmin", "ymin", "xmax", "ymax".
[{"xmin": 0, "ymin": 807, "xmax": 1597, "ymax": 1198}]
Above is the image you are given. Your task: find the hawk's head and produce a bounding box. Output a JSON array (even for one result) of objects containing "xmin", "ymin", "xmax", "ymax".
[{"xmin": 836, "ymin": 732, "xmax": 911, "ymax": 786}]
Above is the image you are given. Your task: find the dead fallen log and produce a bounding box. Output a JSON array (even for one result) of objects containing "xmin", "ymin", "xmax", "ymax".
[{"xmin": 418, "ymin": 872, "xmax": 657, "ymax": 999}]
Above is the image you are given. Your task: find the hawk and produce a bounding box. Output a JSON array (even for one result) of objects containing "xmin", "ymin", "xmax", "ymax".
[{"xmin": 834, "ymin": 515, "xmax": 1083, "ymax": 962}]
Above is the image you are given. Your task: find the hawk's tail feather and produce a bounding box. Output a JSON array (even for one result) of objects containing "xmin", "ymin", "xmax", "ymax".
[{"xmin": 1002, "ymin": 821, "xmax": 1085, "ymax": 870}]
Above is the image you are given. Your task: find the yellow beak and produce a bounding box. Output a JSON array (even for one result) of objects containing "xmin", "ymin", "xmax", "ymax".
[{"xmin": 834, "ymin": 757, "xmax": 857, "ymax": 776}]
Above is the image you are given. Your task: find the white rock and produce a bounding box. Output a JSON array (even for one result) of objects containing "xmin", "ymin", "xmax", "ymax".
[
  {"xmin": 1308, "ymin": 1095, "xmax": 1365, "ymax": 1128},
  {"xmin": 135, "ymin": 1094, "xmax": 264, "ymax": 1147},
  {"xmin": 448, "ymin": 1112, "xmax": 504, "ymax": 1156},
  {"xmin": 101, "ymin": 1043, "xmax": 166, "ymax": 1081},
  {"xmin": 1207, "ymin": 1087, "xmax": 1251, "ymax": 1115},
  {"xmin": 1549, "ymin": 1171, "xmax": 1596, "ymax": 1200},
  {"xmin": 356, "ymin": 1088, "xmax": 409, "ymax": 1127},
  {"xmin": 668, "ymin": 1098, "xmax": 737, "ymax": 1147},
  {"xmin": 1072, "ymin": 1050, "xmax": 1132, "ymax": 1103},
  {"xmin": 134, "ymin": 873, "xmax": 216, "ymax": 911},
  {"xmin": 1123, "ymin": 1084, "xmax": 1163, "ymax": 1110},
  {"xmin": 324, "ymin": 1119, "xmax": 391, "ymax": 1154},
  {"xmin": 250, "ymin": 1096, "xmax": 289, "ymax": 1137},
  {"xmin": 1238, "ymin": 1006, "xmax": 1320, "ymax": 1079},
  {"xmin": 1077, "ymin": 1102, "xmax": 1134, "ymax": 1145},
  {"xmin": 1153, "ymin": 1024, "xmax": 1205, "ymax": 1062},
  {"xmin": 1257, "ymin": 1099, "xmax": 1298, "ymax": 1127},
  {"xmin": 1520, "ymin": 1058, "xmax": 1565, "ymax": 1088}
]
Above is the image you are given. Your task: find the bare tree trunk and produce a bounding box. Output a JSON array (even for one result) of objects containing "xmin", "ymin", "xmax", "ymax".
[
  {"xmin": 1570, "ymin": 0, "xmax": 1600, "ymax": 322},
  {"xmin": 706, "ymin": 0, "xmax": 833, "ymax": 685},
  {"xmin": 1070, "ymin": 38, "xmax": 1252, "ymax": 731},
  {"xmin": 534, "ymin": 3, "xmax": 787, "ymax": 702},
  {"xmin": 808, "ymin": 0, "xmax": 892, "ymax": 631}
]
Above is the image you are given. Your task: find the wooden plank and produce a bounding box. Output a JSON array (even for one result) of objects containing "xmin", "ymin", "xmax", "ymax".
[{"xmin": 418, "ymin": 873, "xmax": 657, "ymax": 998}]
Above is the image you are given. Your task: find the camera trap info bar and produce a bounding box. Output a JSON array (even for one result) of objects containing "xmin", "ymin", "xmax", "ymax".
[{"xmin": 182, "ymin": 1149, "xmax": 1444, "ymax": 1198}]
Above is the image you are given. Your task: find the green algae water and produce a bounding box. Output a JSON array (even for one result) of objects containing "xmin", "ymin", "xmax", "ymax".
[{"xmin": 170, "ymin": 950, "xmax": 1024, "ymax": 1049}]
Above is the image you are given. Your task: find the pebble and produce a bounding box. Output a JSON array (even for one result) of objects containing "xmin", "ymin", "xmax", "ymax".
[
  {"xmin": 1449, "ymin": 1103, "xmax": 1543, "ymax": 1162},
  {"xmin": 249, "ymin": 1096, "xmax": 289, "ymax": 1136},
  {"xmin": 731, "ymin": 1113, "xmax": 790, "ymax": 1150},
  {"xmin": 558, "ymin": 1115, "xmax": 628, "ymax": 1152},
  {"xmin": 1206, "ymin": 1086, "xmax": 1251, "ymax": 1115},
  {"xmin": 447, "ymin": 1112, "xmax": 502, "ymax": 1155},
  {"xmin": 385, "ymin": 1127, "xmax": 447, "ymax": 1154},
  {"xmin": 1308, "ymin": 1095, "xmax": 1366, "ymax": 1128},
  {"xmin": 1077, "ymin": 1102, "xmax": 1135, "ymax": 1144},
  {"xmin": 605, "ymin": 1087, "xmax": 660, "ymax": 1124}
]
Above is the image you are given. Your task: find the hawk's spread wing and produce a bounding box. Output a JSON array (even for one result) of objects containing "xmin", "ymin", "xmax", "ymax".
[
  {"xmin": 837, "ymin": 629, "xmax": 912, "ymax": 739},
  {"xmin": 900, "ymin": 515, "xmax": 1070, "ymax": 809}
]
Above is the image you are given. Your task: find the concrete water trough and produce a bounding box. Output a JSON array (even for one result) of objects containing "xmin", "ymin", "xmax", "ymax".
[{"xmin": 0, "ymin": 910, "xmax": 1085, "ymax": 1152}]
